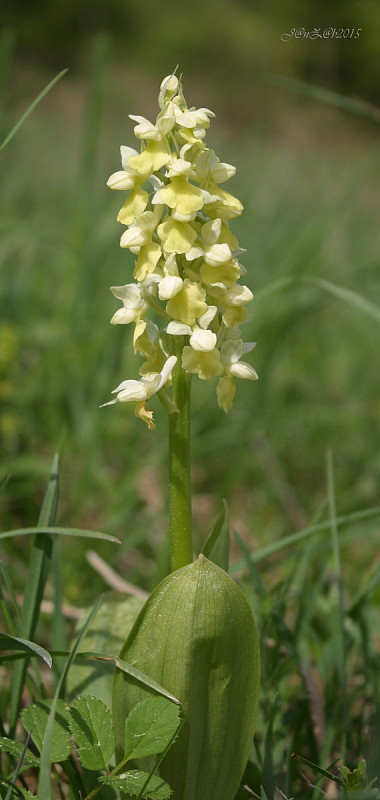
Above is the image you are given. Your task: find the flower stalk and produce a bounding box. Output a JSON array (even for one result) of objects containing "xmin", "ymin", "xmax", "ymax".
[{"xmin": 168, "ymin": 338, "xmax": 193, "ymax": 571}]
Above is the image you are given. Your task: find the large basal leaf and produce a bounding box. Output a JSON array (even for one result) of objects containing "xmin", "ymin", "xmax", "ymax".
[
  {"xmin": 100, "ymin": 770, "xmax": 172, "ymax": 799},
  {"xmin": 67, "ymin": 593, "xmax": 145, "ymax": 708},
  {"xmin": 21, "ymin": 699, "xmax": 72, "ymax": 763},
  {"xmin": 70, "ymin": 695, "xmax": 115, "ymax": 770},
  {"xmin": 124, "ymin": 696, "xmax": 181, "ymax": 761},
  {"xmin": 0, "ymin": 737, "xmax": 39, "ymax": 768}
]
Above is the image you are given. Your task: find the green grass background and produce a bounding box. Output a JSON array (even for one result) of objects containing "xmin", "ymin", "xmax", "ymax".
[
  {"xmin": 1, "ymin": 10, "xmax": 380, "ymax": 794},
  {"xmin": 1, "ymin": 19, "xmax": 380, "ymax": 605}
]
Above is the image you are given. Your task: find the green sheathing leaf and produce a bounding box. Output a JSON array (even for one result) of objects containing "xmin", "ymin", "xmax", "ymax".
[
  {"xmin": 113, "ymin": 557, "xmax": 260, "ymax": 800},
  {"xmin": 124, "ymin": 696, "xmax": 181, "ymax": 761},
  {"xmin": 100, "ymin": 770, "xmax": 172, "ymax": 799},
  {"xmin": 68, "ymin": 593, "xmax": 145, "ymax": 708},
  {"xmin": 0, "ymin": 737, "xmax": 39, "ymax": 768},
  {"xmin": 0, "ymin": 634, "xmax": 52, "ymax": 666},
  {"xmin": 21, "ymin": 699, "xmax": 72, "ymax": 763},
  {"xmin": 69, "ymin": 695, "xmax": 115, "ymax": 770}
]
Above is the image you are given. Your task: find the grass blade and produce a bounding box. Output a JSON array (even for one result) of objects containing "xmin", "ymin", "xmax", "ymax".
[
  {"xmin": 270, "ymin": 75, "xmax": 380, "ymax": 124},
  {"xmin": 75, "ymin": 652, "xmax": 181, "ymax": 705},
  {"xmin": 291, "ymin": 752, "xmax": 343, "ymax": 786},
  {"xmin": 326, "ymin": 450, "xmax": 347, "ymax": 759},
  {"xmin": 51, "ymin": 537, "xmax": 66, "ymax": 684},
  {"xmin": 37, "ymin": 596, "xmax": 104, "ymax": 800},
  {"xmin": 234, "ymin": 529, "xmax": 268, "ymax": 597},
  {"xmin": 257, "ymin": 275, "xmax": 380, "ymax": 325},
  {"xmin": 9, "ymin": 455, "xmax": 59, "ymax": 732},
  {"xmin": 4, "ymin": 730, "xmax": 33, "ymax": 800},
  {"xmin": 0, "ymin": 560, "xmax": 21, "ymax": 634},
  {"xmin": 306, "ymin": 277, "xmax": 380, "ymax": 324},
  {"xmin": 0, "ymin": 633, "xmax": 52, "ymax": 667},
  {"xmin": 230, "ymin": 505, "xmax": 380, "ymax": 574},
  {"xmin": 0, "ymin": 68, "xmax": 69, "ymax": 151},
  {"xmin": 0, "ymin": 526, "xmax": 121, "ymax": 542}
]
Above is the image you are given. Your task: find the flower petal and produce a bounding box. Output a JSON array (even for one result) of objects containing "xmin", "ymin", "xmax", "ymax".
[
  {"xmin": 158, "ymin": 275, "xmax": 183, "ymax": 300},
  {"xmin": 190, "ymin": 328, "xmax": 217, "ymax": 352},
  {"xmin": 182, "ymin": 346, "xmax": 223, "ymax": 380},
  {"xmin": 217, "ymin": 376, "xmax": 236, "ymax": 412},
  {"xmin": 107, "ymin": 171, "xmax": 135, "ymax": 190},
  {"xmin": 157, "ymin": 217, "xmax": 197, "ymax": 254},
  {"xmin": 117, "ymin": 187, "xmax": 149, "ymax": 226},
  {"xmin": 229, "ymin": 361, "xmax": 258, "ymax": 380},
  {"xmin": 166, "ymin": 321, "xmax": 192, "ymax": 336}
]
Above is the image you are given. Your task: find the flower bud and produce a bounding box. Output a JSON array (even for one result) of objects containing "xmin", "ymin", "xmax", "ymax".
[{"xmin": 113, "ymin": 555, "xmax": 260, "ymax": 800}]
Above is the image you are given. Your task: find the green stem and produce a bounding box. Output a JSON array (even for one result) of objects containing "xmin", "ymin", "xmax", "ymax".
[{"xmin": 168, "ymin": 339, "xmax": 193, "ymax": 572}]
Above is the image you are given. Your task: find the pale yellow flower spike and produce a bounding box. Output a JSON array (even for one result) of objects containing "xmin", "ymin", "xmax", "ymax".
[{"xmin": 104, "ymin": 74, "xmax": 257, "ymax": 424}]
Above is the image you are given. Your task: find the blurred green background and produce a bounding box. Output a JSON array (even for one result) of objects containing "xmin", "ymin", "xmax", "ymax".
[{"xmin": 1, "ymin": 0, "xmax": 380, "ymax": 603}]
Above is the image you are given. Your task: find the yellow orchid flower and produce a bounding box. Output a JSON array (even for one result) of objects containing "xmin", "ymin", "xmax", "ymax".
[
  {"xmin": 182, "ymin": 346, "xmax": 223, "ymax": 380},
  {"xmin": 153, "ymin": 175, "xmax": 204, "ymax": 220},
  {"xmin": 166, "ymin": 279, "xmax": 207, "ymax": 327},
  {"xmin": 117, "ymin": 186, "xmax": 149, "ymax": 226},
  {"xmin": 157, "ymin": 217, "xmax": 197, "ymax": 254}
]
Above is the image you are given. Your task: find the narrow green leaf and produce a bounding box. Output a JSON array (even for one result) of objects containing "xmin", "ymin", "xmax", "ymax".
[
  {"xmin": 3, "ymin": 732, "xmax": 36, "ymax": 800},
  {"xmin": 233, "ymin": 530, "xmax": 268, "ymax": 597},
  {"xmin": 202, "ymin": 499, "xmax": 230, "ymax": 571},
  {"xmin": 306, "ymin": 277, "xmax": 380, "ymax": 324},
  {"xmin": 70, "ymin": 695, "xmax": 115, "ymax": 770},
  {"xmin": 262, "ymin": 696, "xmax": 277, "ymax": 800},
  {"xmin": 0, "ymin": 782, "xmax": 24, "ymax": 800},
  {"xmin": 0, "ymin": 526, "xmax": 121, "ymax": 543},
  {"xmin": 349, "ymin": 562, "xmax": 380, "ymax": 614},
  {"xmin": 100, "ymin": 770, "xmax": 172, "ymax": 799},
  {"xmin": 0, "ymin": 560, "xmax": 21, "ymax": 621},
  {"xmin": 269, "ymin": 75, "xmax": 380, "ymax": 124},
  {"xmin": 0, "ymin": 634, "xmax": 52, "ymax": 667},
  {"xmin": 51, "ymin": 536, "xmax": 66, "ymax": 684},
  {"xmin": 326, "ymin": 451, "xmax": 346, "ymax": 690},
  {"xmin": 291, "ymin": 752, "xmax": 344, "ymax": 786},
  {"xmin": 0, "ymin": 473, "xmax": 11, "ymax": 502},
  {"xmin": 21, "ymin": 699, "xmax": 72, "ymax": 763},
  {"xmin": 124, "ymin": 696, "xmax": 181, "ymax": 761},
  {"xmin": 0, "ymin": 68, "xmax": 69, "ymax": 151},
  {"xmin": 256, "ymin": 274, "xmax": 380, "ymax": 325},
  {"xmin": 60, "ymin": 647, "xmax": 181, "ymax": 704},
  {"xmin": 37, "ymin": 596, "xmax": 104, "ymax": 800},
  {"xmin": 230, "ymin": 506, "xmax": 380, "ymax": 573},
  {"xmin": 9, "ymin": 455, "xmax": 59, "ymax": 732},
  {"xmin": 0, "ymin": 737, "xmax": 39, "ymax": 768},
  {"xmin": 72, "ymin": 650, "xmax": 180, "ymax": 705}
]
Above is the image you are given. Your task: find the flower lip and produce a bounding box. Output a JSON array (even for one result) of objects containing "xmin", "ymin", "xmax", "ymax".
[{"xmin": 101, "ymin": 355, "xmax": 177, "ymax": 408}]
